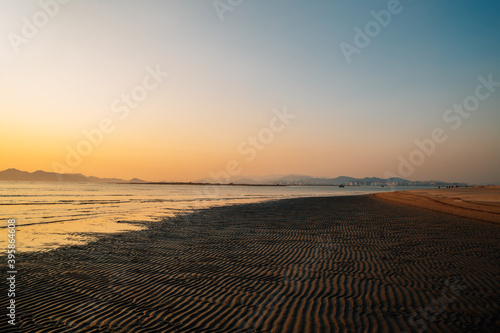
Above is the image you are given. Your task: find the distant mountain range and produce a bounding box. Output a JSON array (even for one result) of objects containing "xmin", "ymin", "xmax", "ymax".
[
  {"xmin": 0, "ymin": 168, "xmax": 146, "ymax": 183},
  {"xmin": 196, "ymin": 174, "xmax": 466, "ymax": 186},
  {"xmin": 0, "ymin": 168, "xmax": 466, "ymax": 186}
]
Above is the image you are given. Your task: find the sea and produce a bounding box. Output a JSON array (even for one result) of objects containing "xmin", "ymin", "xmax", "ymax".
[{"xmin": 0, "ymin": 182, "xmax": 435, "ymax": 253}]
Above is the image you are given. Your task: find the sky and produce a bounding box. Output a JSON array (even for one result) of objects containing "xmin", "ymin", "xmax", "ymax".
[{"xmin": 1, "ymin": 0, "xmax": 499, "ymax": 184}]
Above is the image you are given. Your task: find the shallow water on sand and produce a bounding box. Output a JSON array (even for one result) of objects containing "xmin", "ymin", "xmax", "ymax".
[{"xmin": 0, "ymin": 182, "xmax": 432, "ymax": 252}]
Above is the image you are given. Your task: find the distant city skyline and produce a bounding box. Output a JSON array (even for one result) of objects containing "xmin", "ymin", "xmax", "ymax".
[{"xmin": 1, "ymin": 1, "xmax": 499, "ymax": 184}]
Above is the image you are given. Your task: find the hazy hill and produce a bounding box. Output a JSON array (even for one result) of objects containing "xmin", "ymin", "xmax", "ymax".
[
  {"xmin": 196, "ymin": 174, "xmax": 464, "ymax": 186},
  {"xmin": 0, "ymin": 168, "xmax": 144, "ymax": 183},
  {"xmin": 1, "ymin": 168, "xmax": 465, "ymax": 186}
]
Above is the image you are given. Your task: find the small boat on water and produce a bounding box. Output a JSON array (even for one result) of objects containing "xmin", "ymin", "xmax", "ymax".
[{"xmin": 339, "ymin": 184, "xmax": 345, "ymax": 188}]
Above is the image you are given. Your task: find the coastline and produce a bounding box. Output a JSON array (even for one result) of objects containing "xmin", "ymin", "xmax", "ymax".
[
  {"xmin": 2, "ymin": 195, "xmax": 499, "ymax": 332},
  {"xmin": 0, "ymin": 182, "xmax": 436, "ymax": 253}
]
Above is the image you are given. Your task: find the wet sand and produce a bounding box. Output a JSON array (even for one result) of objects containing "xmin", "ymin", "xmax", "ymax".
[
  {"xmin": 375, "ymin": 187, "xmax": 500, "ymax": 223},
  {"xmin": 2, "ymin": 195, "xmax": 499, "ymax": 332}
]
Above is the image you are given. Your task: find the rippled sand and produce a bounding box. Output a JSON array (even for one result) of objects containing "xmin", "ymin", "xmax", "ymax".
[{"xmin": 2, "ymin": 195, "xmax": 499, "ymax": 332}]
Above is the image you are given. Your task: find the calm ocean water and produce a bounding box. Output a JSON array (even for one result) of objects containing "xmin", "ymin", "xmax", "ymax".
[{"xmin": 0, "ymin": 182, "xmax": 434, "ymax": 252}]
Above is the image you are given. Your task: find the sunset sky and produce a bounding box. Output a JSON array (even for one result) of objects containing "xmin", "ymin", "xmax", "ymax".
[{"xmin": 1, "ymin": 0, "xmax": 499, "ymax": 184}]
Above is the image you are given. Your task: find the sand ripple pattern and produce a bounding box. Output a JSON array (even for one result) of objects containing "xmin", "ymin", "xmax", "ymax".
[{"xmin": 2, "ymin": 196, "xmax": 499, "ymax": 332}]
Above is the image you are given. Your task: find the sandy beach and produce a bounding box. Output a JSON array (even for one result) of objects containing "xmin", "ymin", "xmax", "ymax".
[
  {"xmin": 375, "ymin": 187, "xmax": 500, "ymax": 224},
  {"xmin": 2, "ymin": 194, "xmax": 499, "ymax": 332}
]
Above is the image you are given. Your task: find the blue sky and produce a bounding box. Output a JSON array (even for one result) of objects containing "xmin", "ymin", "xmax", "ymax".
[{"xmin": 1, "ymin": 0, "xmax": 499, "ymax": 183}]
